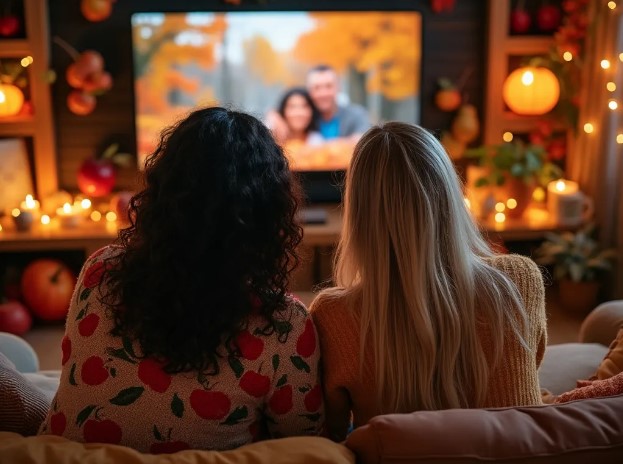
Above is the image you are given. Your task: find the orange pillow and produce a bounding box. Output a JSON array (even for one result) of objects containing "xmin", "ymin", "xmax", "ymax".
[
  {"xmin": 555, "ymin": 371, "xmax": 623, "ymax": 403},
  {"xmin": 594, "ymin": 326, "xmax": 623, "ymax": 380}
]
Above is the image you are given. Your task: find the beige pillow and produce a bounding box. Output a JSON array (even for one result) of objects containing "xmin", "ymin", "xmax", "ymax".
[{"xmin": 594, "ymin": 326, "xmax": 623, "ymax": 380}]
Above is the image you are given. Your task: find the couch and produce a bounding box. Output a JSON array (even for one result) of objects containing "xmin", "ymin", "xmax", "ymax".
[{"xmin": 1, "ymin": 301, "xmax": 623, "ymax": 463}]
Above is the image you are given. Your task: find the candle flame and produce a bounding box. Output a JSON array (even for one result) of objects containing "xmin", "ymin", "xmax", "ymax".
[
  {"xmin": 555, "ymin": 180, "xmax": 566, "ymax": 192},
  {"xmin": 81, "ymin": 198, "xmax": 92, "ymax": 209},
  {"xmin": 41, "ymin": 215, "xmax": 50, "ymax": 225},
  {"xmin": 25, "ymin": 195, "xmax": 36, "ymax": 209},
  {"xmin": 63, "ymin": 203, "xmax": 72, "ymax": 214}
]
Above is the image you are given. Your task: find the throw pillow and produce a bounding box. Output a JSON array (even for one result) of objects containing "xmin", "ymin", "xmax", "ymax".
[
  {"xmin": 594, "ymin": 326, "xmax": 623, "ymax": 380},
  {"xmin": 0, "ymin": 352, "xmax": 51, "ymax": 436},
  {"xmin": 555, "ymin": 371, "xmax": 623, "ymax": 403}
]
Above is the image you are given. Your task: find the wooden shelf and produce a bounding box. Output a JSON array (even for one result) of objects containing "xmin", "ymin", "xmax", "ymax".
[
  {"xmin": 504, "ymin": 36, "xmax": 554, "ymax": 54},
  {"xmin": 0, "ymin": 39, "xmax": 30, "ymax": 56}
]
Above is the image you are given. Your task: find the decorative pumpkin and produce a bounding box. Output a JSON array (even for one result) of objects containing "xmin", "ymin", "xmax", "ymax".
[
  {"xmin": 0, "ymin": 83, "xmax": 25, "ymax": 117},
  {"xmin": 503, "ymin": 67, "xmax": 560, "ymax": 116},
  {"xmin": 21, "ymin": 259, "xmax": 76, "ymax": 322}
]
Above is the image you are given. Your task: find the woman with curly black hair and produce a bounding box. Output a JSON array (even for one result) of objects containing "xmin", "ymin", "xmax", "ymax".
[{"xmin": 39, "ymin": 107, "xmax": 324, "ymax": 452}]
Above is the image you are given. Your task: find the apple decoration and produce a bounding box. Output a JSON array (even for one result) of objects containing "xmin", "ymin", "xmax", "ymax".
[
  {"xmin": 81, "ymin": 0, "xmax": 116, "ymax": 23},
  {"xmin": 21, "ymin": 259, "xmax": 76, "ymax": 322},
  {"xmin": 435, "ymin": 78, "xmax": 462, "ymax": 112},
  {"xmin": 536, "ymin": 3, "xmax": 561, "ymax": 33},
  {"xmin": 0, "ymin": 14, "xmax": 19, "ymax": 37},
  {"xmin": 78, "ymin": 143, "xmax": 133, "ymax": 197},
  {"xmin": 510, "ymin": 0, "xmax": 532, "ymax": 34},
  {"xmin": 110, "ymin": 191, "xmax": 135, "ymax": 223},
  {"xmin": 0, "ymin": 301, "xmax": 32, "ymax": 335}
]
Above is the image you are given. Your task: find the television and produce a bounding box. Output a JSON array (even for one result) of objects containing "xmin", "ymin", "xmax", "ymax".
[{"xmin": 131, "ymin": 11, "xmax": 422, "ymax": 202}]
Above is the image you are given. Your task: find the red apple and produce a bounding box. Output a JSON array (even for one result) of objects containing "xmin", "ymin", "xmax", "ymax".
[
  {"xmin": 190, "ymin": 390, "xmax": 231, "ymax": 420},
  {"xmin": 0, "ymin": 15, "xmax": 20, "ymax": 37},
  {"xmin": 76, "ymin": 51, "xmax": 104, "ymax": 77},
  {"xmin": 510, "ymin": 8, "xmax": 532, "ymax": 34},
  {"xmin": 81, "ymin": 0, "xmax": 114, "ymax": 22},
  {"xmin": 0, "ymin": 301, "xmax": 32, "ymax": 335},
  {"xmin": 537, "ymin": 5, "xmax": 561, "ymax": 32},
  {"xmin": 82, "ymin": 71, "xmax": 113, "ymax": 93},
  {"xmin": 110, "ymin": 191, "xmax": 134, "ymax": 223},
  {"xmin": 66, "ymin": 63, "xmax": 88, "ymax": 89},
  {"xmin": 78, "ymin": 159, "xmax": 116, "ymax": 197},
  {"xmin": 67, "ymin": 91, "xmax": 96, "ymax": 116}
]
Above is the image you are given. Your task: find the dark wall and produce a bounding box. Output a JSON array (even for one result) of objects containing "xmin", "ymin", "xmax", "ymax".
[{"xmin": 48, "ymin": 0, "xmax": 487, "ymax": 192}]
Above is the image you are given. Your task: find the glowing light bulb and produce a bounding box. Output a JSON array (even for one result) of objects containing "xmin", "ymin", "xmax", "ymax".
[
  {"xmin": 607, "ymin": 82, "xmax": 617, "ymax": 92},
  {"xmin": 495, "ymin": 202, "xmax": 506, "ymax": 212},
  {"xmin": 506, "ymin": 198, "xmax": 518, "ymax": 210},
  {"xmin": 532, "ymin": 187, "xmax": 545, "ymax": 202},
  {"xmin": 502, "ymin": 132, "xmax": 513, "ymax": 142},
  {"xmin": 584, "ymin": 123, "xmax": 594, "ymax": 134},
  {"xmin": 563, "ymin": 51, "xmax": 573, "ymax": 61},
  {"xmin": 521, "ymin": 70, "xmax": 534, "ymax": 86},
  {"xmin": 609, "ymin": 100, "xmax": 618, "ymax": 110},
  {"xmin": 81, "ymin": 198, "xmax": 92, "ymax": 209},
  {"xmin": 617, "ymin": 134, "xmax": 623, "ymax": 144},
  {"xmin": 608, "ymin": 1, "xmax": 617, "ymax": 9},
  {"xmin": 601, "ymin": 59, "xmax": 611, "ymax": 69},
  {"xmin": 90, "ymin": 211, "xmax": 102, "ymax": 222},
  {"xmin": 494, "ymin": 213, "xmax": 506, "ymax": 224},
  {"xmin": 555, "ymin": 180, "xmax": 566, "ymax": 192},
  {"xmin": 41, "ymin": 215, "xmax": 50, "ymax": 225},
  {"xmin": 106, "ymin": 211, "xmax": 117, "ymax": 222}
]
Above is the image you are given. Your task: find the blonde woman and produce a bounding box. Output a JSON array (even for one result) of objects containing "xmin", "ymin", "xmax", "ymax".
[{"xmin": 311, "ymin": 122, "xmax": 547, "ymax": 441}]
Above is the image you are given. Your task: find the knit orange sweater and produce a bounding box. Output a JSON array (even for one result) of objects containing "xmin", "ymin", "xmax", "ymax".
[{"xmin": 310, "ymin": 254, "xmax": 547, "ymax": 441}]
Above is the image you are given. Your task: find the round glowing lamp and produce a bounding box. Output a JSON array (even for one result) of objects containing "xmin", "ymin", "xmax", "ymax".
[
  {"xmin": 0, "ymin": 84, "xmax": 25, "ymax": 117},
  {"xmin": 502, "ymin": 67, "xmax": 560, "ymax": 116}
]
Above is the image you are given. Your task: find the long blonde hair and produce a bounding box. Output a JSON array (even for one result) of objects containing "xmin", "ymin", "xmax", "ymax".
[{"xmin": 327, "ymin": 122, "xmax": 528, "ymax": 413}]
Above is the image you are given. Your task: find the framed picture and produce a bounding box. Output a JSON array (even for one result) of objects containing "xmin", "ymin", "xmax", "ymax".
[{"xmin": 0, "ymin": 138, "xmax": 34, "ymax": 213}]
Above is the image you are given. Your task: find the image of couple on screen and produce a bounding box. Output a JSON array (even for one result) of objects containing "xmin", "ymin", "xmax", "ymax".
[{"xmin": 266, "ymin": 65, "xmax": 371, "ymax": 171}]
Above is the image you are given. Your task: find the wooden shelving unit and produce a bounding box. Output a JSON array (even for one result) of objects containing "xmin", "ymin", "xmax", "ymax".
[
  {"xmin": 484, "ymin": 0, "xmax": 567, "ymax": 144},
  {"xmin": 0, "ymin": 0, "xmax": 57, "ymax": 198}
]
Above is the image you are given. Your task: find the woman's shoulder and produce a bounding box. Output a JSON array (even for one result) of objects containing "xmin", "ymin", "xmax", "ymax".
[
  {"xmin": 85, "ymin": 245, "xmax": 124, "ymax": 266},
  {"xmin": 484, "ymin": 254, "xmax": 543, "ymax": 284},
  {"xmin": 309, "ymin": 288, "xmax": 351, "ymax": 329}
]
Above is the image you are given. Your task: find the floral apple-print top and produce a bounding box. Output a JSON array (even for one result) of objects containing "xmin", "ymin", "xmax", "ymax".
[{"xmin": 38, "ymin": 246, "xmax": 324, "ymax": 453}]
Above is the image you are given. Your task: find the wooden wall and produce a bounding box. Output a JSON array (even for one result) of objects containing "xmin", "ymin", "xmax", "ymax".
[{"xmin": 48, "ymin": 0, "xmax": 487, "ymax": 192}]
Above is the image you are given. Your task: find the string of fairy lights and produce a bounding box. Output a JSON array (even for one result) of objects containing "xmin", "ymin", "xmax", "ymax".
[{"xmin": 582, "ymin": 1, "xmax": 621, "ymax": 144}]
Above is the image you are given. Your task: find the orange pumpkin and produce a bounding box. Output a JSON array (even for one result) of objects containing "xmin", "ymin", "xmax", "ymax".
[
  {"xmin": 503, "ymin": 67, "xmax": 560, "ymax": 116},
  {"xmin": 0, "ymin": 83, "xmax": 25, "ymax": 117},
  {"xmin": 21, "ymin": 259, "xmax": 76, "ymax": 321}
]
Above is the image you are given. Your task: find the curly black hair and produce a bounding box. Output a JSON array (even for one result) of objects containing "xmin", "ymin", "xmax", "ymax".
[
  {"xmin": 101, "ymin": 107, "xmax": 303, "ymax": 374},
  {"xmin": 277, "ymin": 87, "xmax": 320, "ymax": 134}
]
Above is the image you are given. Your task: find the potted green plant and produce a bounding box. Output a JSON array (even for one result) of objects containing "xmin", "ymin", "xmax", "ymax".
[
  {"xmin": 534, "ymin": 223, "xmax": 617, "ymax": 315},
  {"xmin": 465, "ymin": 140, "xmax": 562, "ymax": 218}
]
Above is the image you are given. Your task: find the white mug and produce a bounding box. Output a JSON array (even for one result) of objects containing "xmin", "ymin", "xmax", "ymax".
[{"xmin": 548, "ymin": 191, "xmax": 593, "ymax": 227}]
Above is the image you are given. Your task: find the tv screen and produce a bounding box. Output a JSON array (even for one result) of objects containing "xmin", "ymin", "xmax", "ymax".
[{"xmin": 131, "ymin": 11, "xmax": 422, "ymax": 171}]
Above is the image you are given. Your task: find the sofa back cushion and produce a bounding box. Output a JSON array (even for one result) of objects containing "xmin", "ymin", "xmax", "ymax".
[{"xmin": 346, "ymin": 395, "xmax": 623, "ymax": 464}]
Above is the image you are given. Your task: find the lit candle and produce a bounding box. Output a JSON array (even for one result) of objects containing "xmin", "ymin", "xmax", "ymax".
[
  {"xmin": 547, "ymin": 179, "xmax": 592, "ymax": 226},
  {"xmin": 19, "ymin": 194, "xmax": 40, "ymax": 219},
  {"xmin": 56, "ymin": 202, "xmax": 81, "ymax": 228}
]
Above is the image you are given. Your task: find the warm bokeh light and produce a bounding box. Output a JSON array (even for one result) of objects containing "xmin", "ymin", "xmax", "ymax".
[
  {"xmin": 521, "ymin": 70, "xmax": 534, "ymax": 85},
  {"xmin": 81, "ymin": 198, "xmax": 92, "ymax": 209},
  {"xmin": 620, "ymin": 52, "xmax": 623, "ymax": 62},
  {"xmin": 41, "ymin": 215, "xmax": 50, "ymax": 225},
  {"xmin": 532, "ymin": 187, "xmax": 546, "ymax": 202},
  {"xmin": 495, "ymin": 202, "xmax": 506, "ymax": 212},
  {"xmin": 609, "ymin": 100, "xmax": 618, "ymax": 110},
  {"xmin": 90, "ymin": 211, "xmax": 102, "ymax": 222},
  {"xmin": 0, "ymin": 224, "xmax": 3, "ymax": 232},
  {"xmin": 607, "ymin": 82, "xmax": 617, "ymax": 92},
  {"xmin": 20, "ymin": 56, "xmax": 33, "ymax": 67},
  {"xmin": 601, "ymin": 59, "xmax": 611, "ymax": 69},
  {"xmin": 608, "ymin": 1, "xmax": 617, "ymax": 9},
  {"xmin": 617, "ymin": 134, "xmax": 623, "ymax": 144},
  {"xmin": 506, "ymin": 198, "xmax": 518, "ymax": 210},
  {"xmin": 106, "ymin": 211, "xmax": 117, "ymax": 222},
  {"xmin": 494, "ymin": 213, "xmax": 506, "ymax": 224},
  {"xmin": 502, "ymin": 132, "xmax": 513, "ymax": 142},
  {"xmin": 583, "ymin": 123, "xmax": 594, "ymax": 134},
  {"xmin": 24, "ymin": 195, "xmax": 35, "ymax": 208},
  {"xmin": 556, "ymin": 180, "xmax": 566, "ymax": 192},
  {"xmin": 562, "ymin": 51, "xmax": 573, "ymax": 61},
  {"xmin": 62, "ymin": 203, "xmax": 72, "ymax": 214}
]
